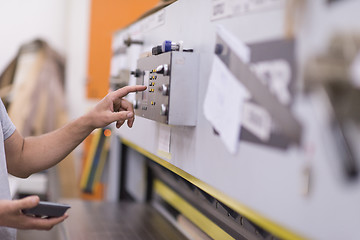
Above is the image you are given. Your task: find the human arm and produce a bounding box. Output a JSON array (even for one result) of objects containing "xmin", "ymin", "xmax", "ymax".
[{"xmin": 5, "ymin": 85, "xmax": 146, "ymax": 178}]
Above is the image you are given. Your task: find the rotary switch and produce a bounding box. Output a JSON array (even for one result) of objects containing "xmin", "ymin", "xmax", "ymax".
[
  {"xmin": 160, "ymin": 104, "xmax": 168, "ymax": 116},
  {"xmin": 161, "ymin": 84, "xmax": 169, "ymax": 96},
  {"xmin": 155, "ymin": 64, "xmax": 169, "ymax": 76}
]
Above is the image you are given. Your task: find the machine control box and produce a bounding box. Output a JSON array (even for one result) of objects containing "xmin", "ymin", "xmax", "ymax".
[{"xmin": 133, "ymin": 51, "xmax": 198, "ymax": 126}]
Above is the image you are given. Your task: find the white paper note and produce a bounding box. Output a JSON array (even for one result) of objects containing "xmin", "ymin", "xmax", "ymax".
[
  {"xmin": 203, "ymin": 56, "xmax": 249, "ymax": 154},
  {"xmin": 158, "ymin": 124, "xmax": 171, "ymax": 159}
]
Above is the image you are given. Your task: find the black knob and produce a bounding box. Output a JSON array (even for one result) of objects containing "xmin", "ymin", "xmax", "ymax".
[
  {"xmin": 130, "ymin": 69, "xmax": 143, "ymax": 78},
  {"xmin": 152, "ymin": 45, "xmax": 163, "ymax": 55},
  {"xmin": 124, "ymin": 37, "xmax": 143, "ymax": 47}
]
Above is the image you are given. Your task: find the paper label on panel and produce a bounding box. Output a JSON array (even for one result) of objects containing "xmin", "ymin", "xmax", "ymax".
[
  {"xmin": 243, "ymin": 0, "xmax": 284, "ymax": 13},
  {"xmin": 158, "ymin": 124, "xmax": 172, "ymax": 159},
  {"xmin": 203, "ymin": 56, "xmax": 249, "ymax": 154},
  {"xmin": 211, "ymin": 0, "xmax": 284, "ymax": 21},
  {"xmin": 242, "ymin": 102, "xmax": 272, "ymax": 141},
  {"xmin": 211, "ymin": 0, "xmax": 233, "ymax": 20}
]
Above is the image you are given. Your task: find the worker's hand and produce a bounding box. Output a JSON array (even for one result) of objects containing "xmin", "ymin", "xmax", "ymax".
[
  {"xmin": 86, "ymin": 85, "xmax": 147, "ymax": 129},
  {"xmin": 0, "ymin": 196, "xmax": 68, "ymax": 230}
]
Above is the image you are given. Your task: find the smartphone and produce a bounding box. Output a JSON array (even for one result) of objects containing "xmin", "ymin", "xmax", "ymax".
[{"xmin": 22, "ymin": 201, "xmax": 71, "ymax": 218}]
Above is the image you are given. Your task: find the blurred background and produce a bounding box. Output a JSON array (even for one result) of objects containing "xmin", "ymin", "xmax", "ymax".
[
  {"xmin": 1, "ymin": 1, "xmax": 360, "ymax": 240},
  {"xmin": 0, "ymin": 0, "xmax": 160, "ymax": 200}
]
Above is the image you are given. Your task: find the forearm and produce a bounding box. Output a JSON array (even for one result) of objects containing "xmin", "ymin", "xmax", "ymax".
[
  {"xmin": 20, "ymin": 115, "xmax": 94, "ymax": 176},
  {"xmin": 5, "ymin": 85, "xmax": 146, "ymax": 178}
]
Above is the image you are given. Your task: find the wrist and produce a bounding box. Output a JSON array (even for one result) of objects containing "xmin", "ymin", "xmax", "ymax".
[{"xmin": 79, "ymin": 113, "xmax": 97, "ymax": 134}]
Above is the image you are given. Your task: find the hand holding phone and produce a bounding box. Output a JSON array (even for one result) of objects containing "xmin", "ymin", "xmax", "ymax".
[{"xmin": 22, "ymin": 201, "xmax": 71, "ymax": 218}]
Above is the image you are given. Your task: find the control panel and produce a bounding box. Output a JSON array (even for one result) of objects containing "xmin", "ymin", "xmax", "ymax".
[{"xmin": 133, "ymin": 51, "xmax": 198, "ymax": 126}]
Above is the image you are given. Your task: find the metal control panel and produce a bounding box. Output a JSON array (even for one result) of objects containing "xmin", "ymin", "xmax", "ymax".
[{"xmin": 133, "ymin": 51, "xmax": 198, "ymax": 126}]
